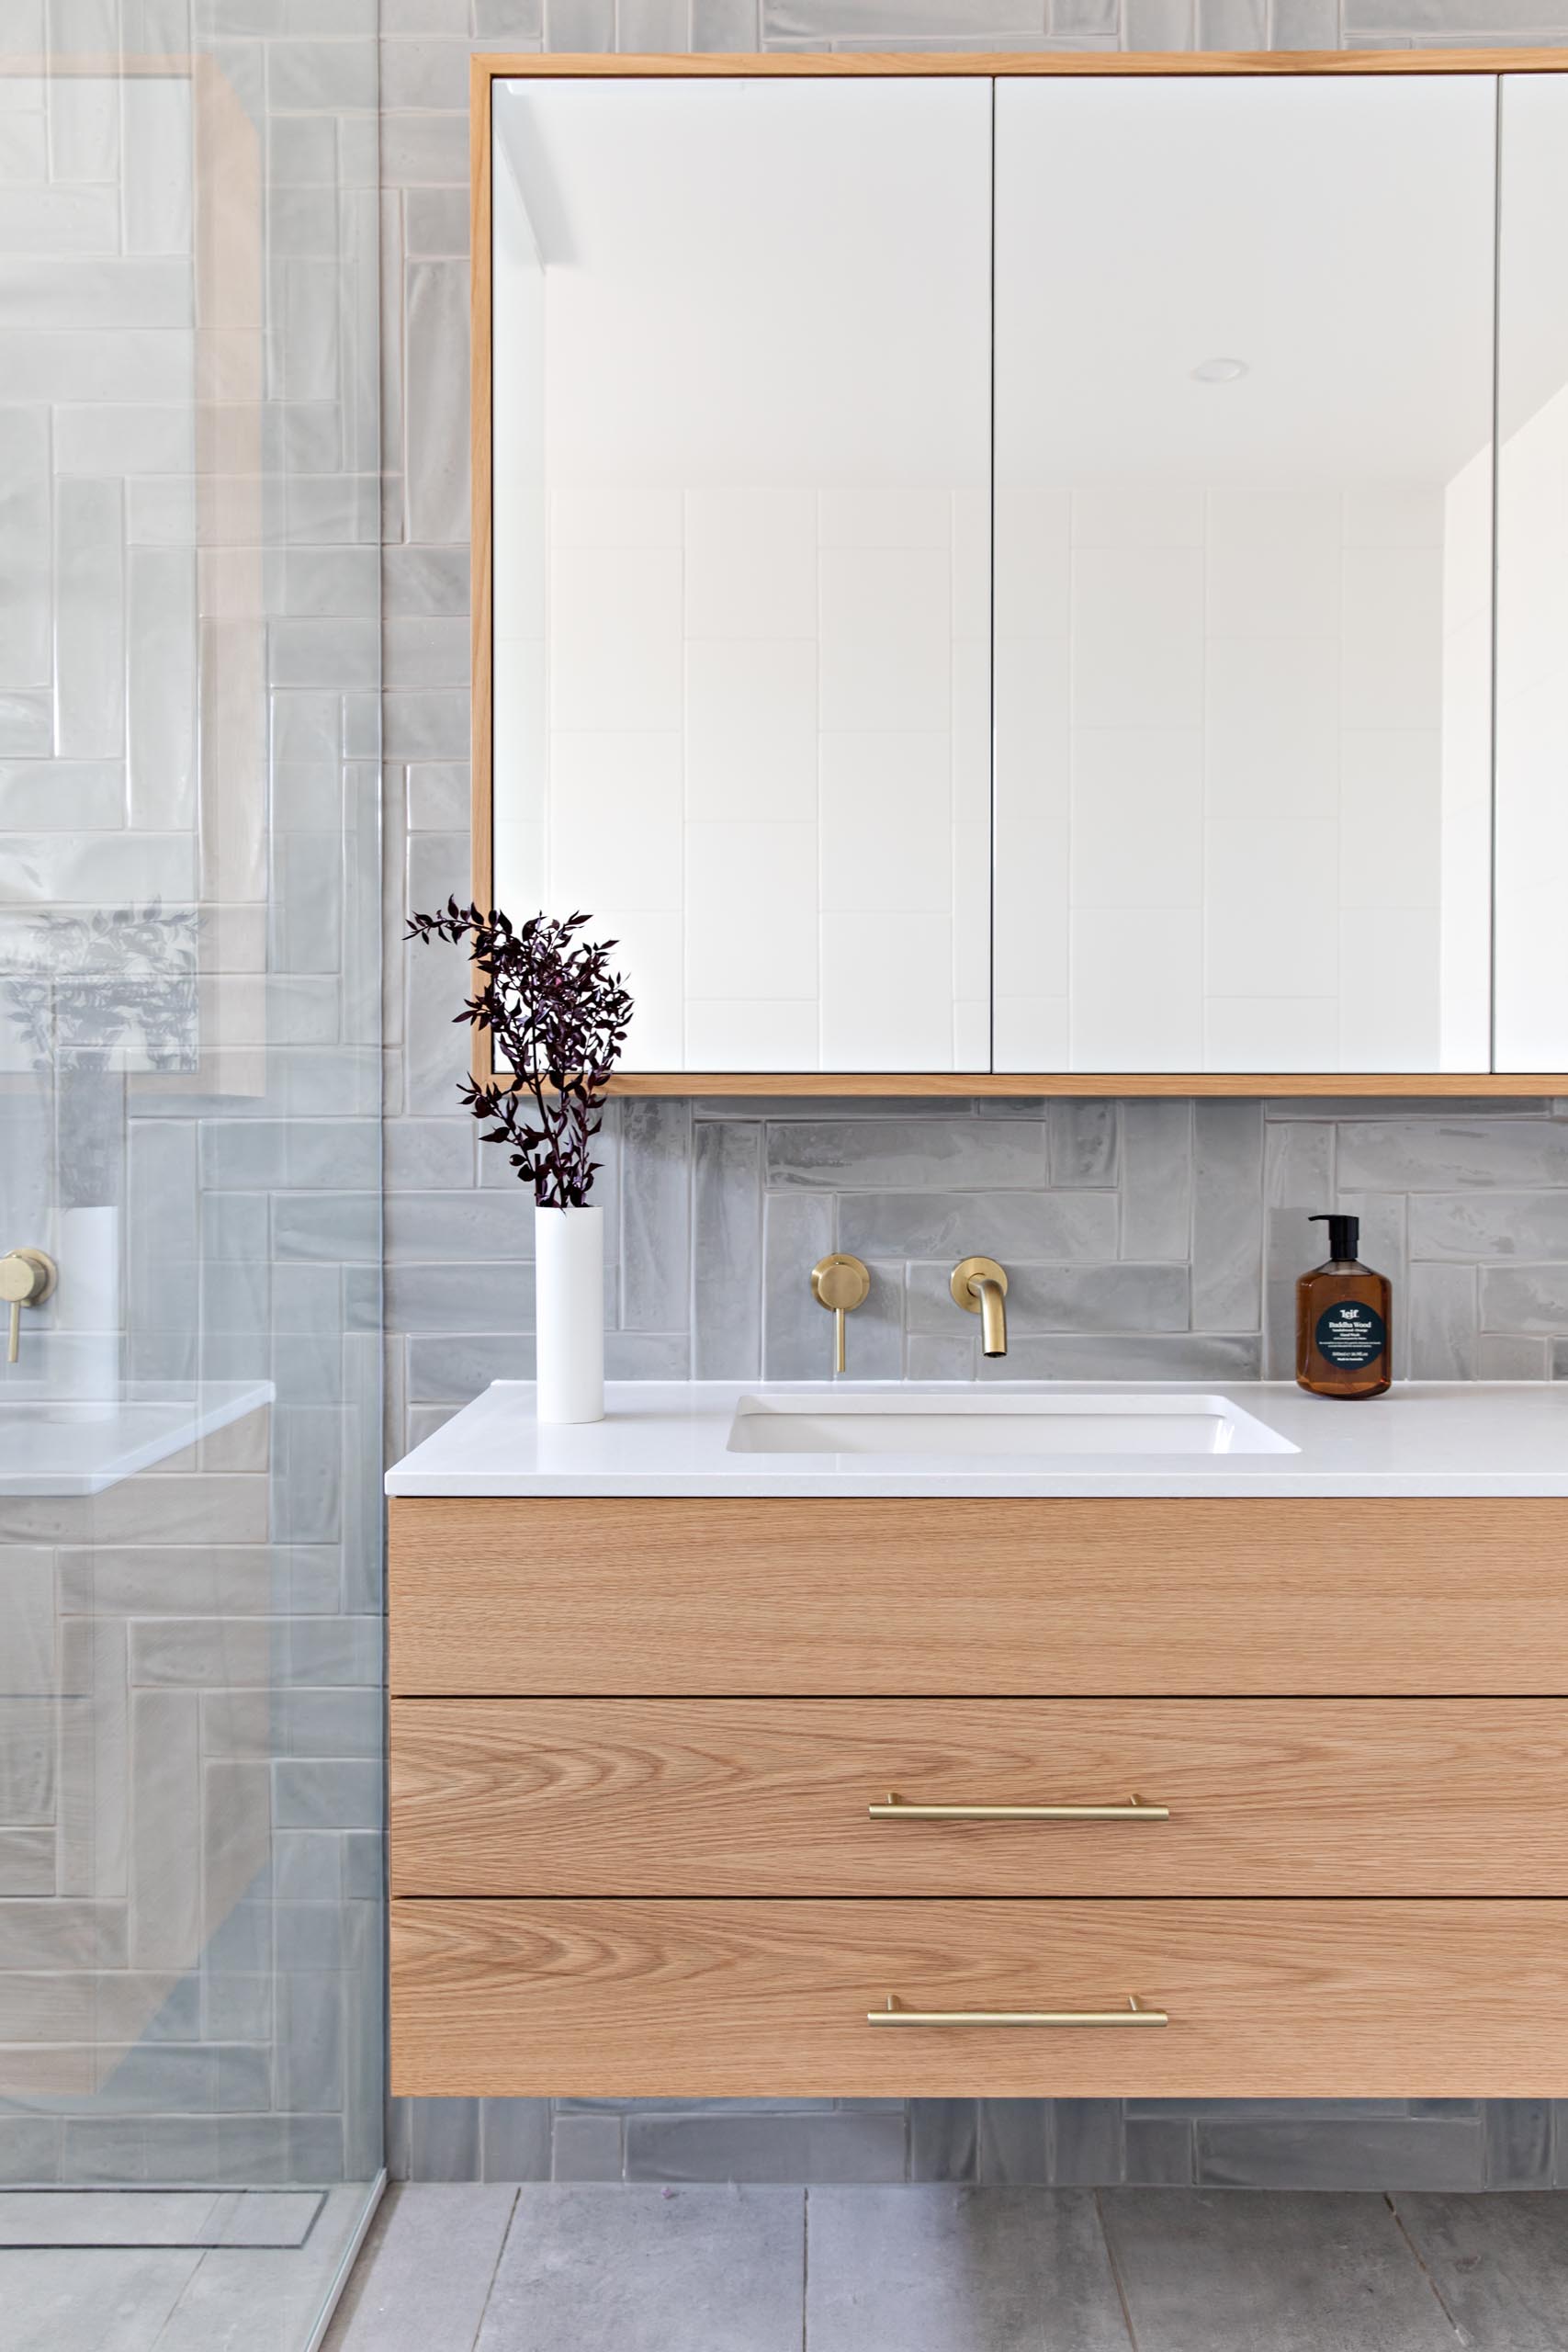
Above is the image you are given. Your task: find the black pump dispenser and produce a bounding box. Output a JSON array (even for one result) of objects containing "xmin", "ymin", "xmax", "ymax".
[{"xmin": 1310, "ymin": 1213, "xmax": 1359, "ymax": 1264}]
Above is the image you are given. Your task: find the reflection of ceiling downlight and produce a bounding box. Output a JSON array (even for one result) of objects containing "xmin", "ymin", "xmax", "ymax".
[{"xmin": 1191, "ymin": 356, "xmax": 1249, "ymax": 383}]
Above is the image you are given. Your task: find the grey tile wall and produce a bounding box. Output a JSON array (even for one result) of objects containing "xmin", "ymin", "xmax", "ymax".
[
  {"xmin": 393, "ymin": 1093, "xmax": 1568, "ymax": 1412},
  {"xmin": 0, "ymin": 0, "xmax": 383, "ymax": 2188},
  {"xmin": 381, "ymin": 0, "xmax": 1568, "ymax": 2188}
]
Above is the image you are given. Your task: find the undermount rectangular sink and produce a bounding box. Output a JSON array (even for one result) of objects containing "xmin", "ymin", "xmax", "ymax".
[{"xmin": 727, "ymin": 1390, "xmax": 1299, "ymax": 1459}]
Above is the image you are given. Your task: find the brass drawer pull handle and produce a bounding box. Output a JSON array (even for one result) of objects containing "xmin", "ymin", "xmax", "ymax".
[
  {"xmin": 869, "ymin": 1791, "xmax": 1169, "ymax": 1823},
  {"xmin": 869, "ymin": 1993, "xmax": 1168, "ymax": 2029}
]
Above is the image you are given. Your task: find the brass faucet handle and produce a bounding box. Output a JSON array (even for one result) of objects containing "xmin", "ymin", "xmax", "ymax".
[
  {"xmin": 810, "ymin": 1253, "xmax": 871, "ymax": 1375},
  {"xmin": 0, "ymin": 1248, "xmax": 56, "ymax": 1365}
]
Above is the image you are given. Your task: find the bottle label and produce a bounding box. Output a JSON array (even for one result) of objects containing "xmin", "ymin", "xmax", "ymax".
[{"xmin": 1314, "ymin": 1300, "xmax": 1387, "ymax": 1370}]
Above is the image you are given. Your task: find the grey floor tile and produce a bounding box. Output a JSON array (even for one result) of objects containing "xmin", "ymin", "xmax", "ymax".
[
  {"xmin": 0, "ymin": 2245, "xmax": 199, "ymax": 2352},
  {"xmin": 476, "ymin": 2185, "xmax": 804, "ymax": 2352},
  {"xmin": 1100, "ymin": 2189, "xmax": 1457, "ymax": 2352},
  {"xmin": 323, "ymin": 2184, "xmax": 516, "ymax": 2352},
  {"xmin": 152, "ymin": 2183, "xmax": 376, "ymax": 2352},
  {"xmin": 806, "ymin": 2187, "xmax": 1134, "ymax": 2352},
  {"xmin": 1393, "ymin": 2191, "xmax": 1568, "ymax": 2349},
  {"xmin": 208, "ymin": 2193, "xmax": 328, "ymax": 2249}
]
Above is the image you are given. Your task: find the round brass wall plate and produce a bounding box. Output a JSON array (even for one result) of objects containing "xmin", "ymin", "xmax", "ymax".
[
  {"xmin": 811, "ymin": 1253, "xmax": 871, "ymax": 1315},
  {"xmin": 0, "ymin": 1247, "xmax": 56, "ymax": 1306},
  {"xmin": 951, "ymin": 1255, "xmax": 1007, "ymax": 1313}
]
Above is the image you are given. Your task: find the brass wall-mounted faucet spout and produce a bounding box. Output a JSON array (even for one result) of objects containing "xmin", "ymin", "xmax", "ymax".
[{"xmin": 950, "ymin": 1256, "xmax": 1009, "ymax": 1357}]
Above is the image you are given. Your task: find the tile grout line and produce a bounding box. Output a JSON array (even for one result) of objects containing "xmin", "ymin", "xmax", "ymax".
[
  {"xmin": 1384, "ymin": 2193, "xmax": 1471, "ymax": 2346},
  {"xmin": 1093, "ymin": 2189, "xmax": 1144, "ymax": 2352},
  {"xmin": 467, "ymin": 2185, "xmax": 521, "ymax": 2352}
]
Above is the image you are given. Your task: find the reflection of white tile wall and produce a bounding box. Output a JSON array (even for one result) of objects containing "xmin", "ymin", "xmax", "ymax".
[
  {"xmin": 511, "ymin": 485, "xmax": 987, "ymax": 1073},
  {"xmin": 1495, "ymin": 382, "xmax": 1568, "ymax": 1069},
  {"xmin": 995, "ymin": 486, "xmax": 1449, "ymax": 1074},
  {"xmin": 1441, "ymin": 446, "xmax": 1492, "ymax": 1069}
]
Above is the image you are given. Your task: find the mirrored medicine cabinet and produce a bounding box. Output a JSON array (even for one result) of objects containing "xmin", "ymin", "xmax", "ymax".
[{"xmin": 472, "ymin": 52, "xmax": 1568, "ymax": 1093}]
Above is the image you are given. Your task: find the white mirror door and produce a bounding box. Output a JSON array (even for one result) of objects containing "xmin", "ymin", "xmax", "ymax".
[
  {"xmin": 491, "ymin": 75, "xmax": 992, "ymax": 1073},
  {"xmin": 1495, "ymin": 73, "xmax": 1568, "ymax": 1073},
  {"xmin": 992, "ymin": 74, "xmax": 1497, "ymax": 1075}
]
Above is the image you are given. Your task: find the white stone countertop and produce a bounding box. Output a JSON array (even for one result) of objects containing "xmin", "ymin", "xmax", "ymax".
[{"xmin": 384, "ymin": 1379, "xmax": 1568, "ymax": 1499}]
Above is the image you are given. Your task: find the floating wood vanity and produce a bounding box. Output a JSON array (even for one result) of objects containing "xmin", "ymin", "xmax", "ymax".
[{"xmin": 387, "ymin": 1383, "xmax": 1568, "ymax": 2103}]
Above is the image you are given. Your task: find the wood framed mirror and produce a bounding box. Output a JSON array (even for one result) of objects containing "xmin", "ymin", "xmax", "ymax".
[{"xmin": 471, "ymin": 49, "xmax": 1568, "ymax": 1098}]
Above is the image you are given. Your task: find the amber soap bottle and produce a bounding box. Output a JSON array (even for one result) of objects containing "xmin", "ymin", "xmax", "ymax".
[{"xmin": 1295, "ymin": 1213, "xmax": 1392, "ymax": 1399}]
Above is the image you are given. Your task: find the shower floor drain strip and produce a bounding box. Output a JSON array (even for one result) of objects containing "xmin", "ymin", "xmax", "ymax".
[{"xmin": 0, "ymin": 2188, "xmax": 324, "ymax": 2248}]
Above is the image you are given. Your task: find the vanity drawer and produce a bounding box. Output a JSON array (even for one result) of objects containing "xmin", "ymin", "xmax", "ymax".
[
  {"xmin": 389, "ymin": 1497, "xmax": 1568, "ymax": 1696},
  {"xmin": 389, "ymin": 1697, "xmax": 1568, "ymax": 1898},
  {"xmin": 389, "ymin": 1895, "xmax": 1568, "ymax": 2100}
]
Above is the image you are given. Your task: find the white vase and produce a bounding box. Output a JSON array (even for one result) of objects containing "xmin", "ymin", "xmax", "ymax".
[{"xmin": 534, "ymin": 1202, "xmax": 604, "ymax": 1424}]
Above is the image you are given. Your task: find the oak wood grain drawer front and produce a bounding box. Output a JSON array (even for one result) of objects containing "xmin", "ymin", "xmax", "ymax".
[
  {"xmin": 389, "ymin": 1497, "xmax": 1568, "ymax": 1696},
  {"xmin": 389, "ymin": 1697, "xmax": 1568, "ymax": 1898},
  {"xmin": 389, "ymin": 1897, "xmax": 1568, "ymax": 2100}
]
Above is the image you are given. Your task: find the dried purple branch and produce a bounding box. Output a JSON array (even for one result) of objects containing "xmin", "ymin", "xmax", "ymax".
[{"xmin": 405, "ymin": 903, "xmax": 633, "ymax": 1208}]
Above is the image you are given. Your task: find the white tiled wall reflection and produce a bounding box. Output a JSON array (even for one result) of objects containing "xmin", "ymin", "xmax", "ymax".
[
  {"xmin": 995, "ymin": 485, "xmax": 1456, "ymax": 1073},
  {"xmin": 498, "ymin": 483, "xmax": 989, "ymax": 1072}
]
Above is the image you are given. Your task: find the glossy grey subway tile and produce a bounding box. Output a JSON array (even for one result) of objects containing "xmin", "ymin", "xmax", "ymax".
[
  {"xmin": 550, "ymin": 2113, "xmax": 626, "ymax": 2180},
  {"xmin": 626, "ymin": 2109, "xmax": 905, "ymax": 2184},
  {"xmin": 622, "ymin": 1098, "xmax": 692, "ymax": 1330},
  {"xmin": 1481, "ymin": 1264, "xmax": 1568, "ymax": 1333},
  {"xmin": 1195, "ymin": 2118, "xmax": 1485, "ymax": 2192},
  {"xmin": 1410, "ymin": 1192, "xmax": 1568, "ymax": 1261},
  {"xmin": 765, "ymin": 1115, "xmax": 1045, "ymax": 1193},
  {"xmin": 383, "ymin": 1187, "xmax": 533, "ymax": 1261},
  {"xmin": 480, "ymin": 2100, "xmax": 551, "ymax": 2183},
  {"xmin": 383, "ymin": 548, "xmax": 468, "ymax": 620},
  {"xmin": 1121, "ymin": 1099, "xmax": 1192, "ymax": 1261},
  {"xmin": 908, "ymin": 2100, "xmax": 976, "ymax": 2183},
  {"xmin": 1048, "ymin": 1099, "xmax": 1118, "ymax": 1184},
  {"xmin": 1191, "ymin": 1099, "xmax": 1263, "ymax": 1330},
  {"xmin": 694, "ymin": 1120, "xmax": 763, "ymax": 1376},
  {"xmin": 838, "ymin": 1189, "xmax": 1119, "ymax": 1262},
  {"xmin": 759, "ymin": 1185, "xmax": 833, "ymax": 1380},
  {"xmin": 1483, "ymin": 2102, "xmax": 1554, "ymax": 2191},
  {"xmin": 976, "ymin": 2101, "xmax": 1051, "ymax": 2186},
  {"xmin": 905, "ymin": 1259, "xmax": 1188, "ymax": 1335},
  {"xmin": 407, "ymin": 2100, "xmax": 482, "ymax": 2184},
  {"xmin": 0, "ymin": 2118, "xmax": 62, "ymax": 2185},
  {"xmin": 982, "ymin": 1332, "xmax": 1261, "ymax": 1381},
  {"xmin": 0, "ymin": 1828, "xmax": 54, "ymax": 1895},
  {"xmin": 1123, "ymin": 2117, "xmax": 1196, "ymax": 2186},
  {"xmin": 1339, "ymin": 1118, "xmax": 1568, "ymax": 1192},
  {"xmin": 1406, "ymin": 1260, "xmax": 1478, "ymax": 1379}
]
